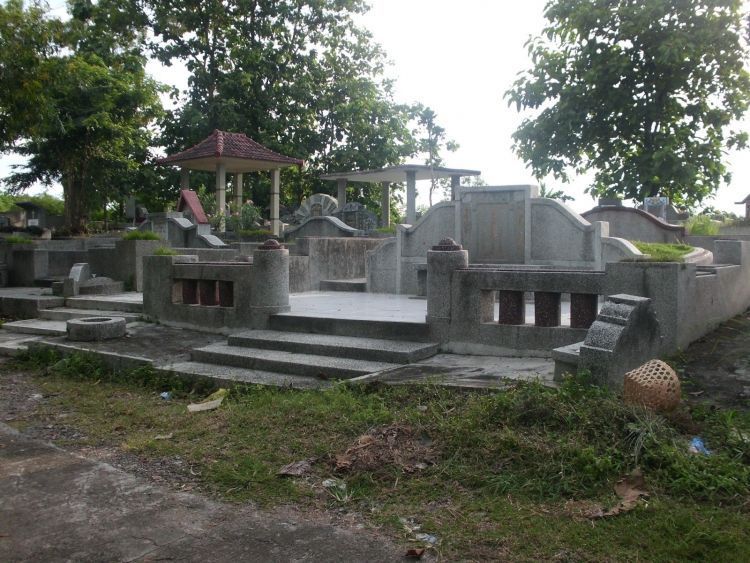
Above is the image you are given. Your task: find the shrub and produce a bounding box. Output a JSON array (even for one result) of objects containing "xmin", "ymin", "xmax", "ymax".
[
  {"xmin": 685, "ymin": 215, "xmax": 720, "ymax": 235},
  {"xmin": 122, "ymin": 230, "xmax": 160, "ymax": 241}
]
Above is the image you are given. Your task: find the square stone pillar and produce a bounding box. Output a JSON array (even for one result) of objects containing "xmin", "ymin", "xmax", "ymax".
[
  {"xmin": 271, "ymin": 168, "xmax": 281, "ymax": 237},
  {"xmin": 234, "ymin": 173, "xmax": 243, "ymax": 210},
  {"xmin": 337, "ymin": 178, "xmax": 347, "ymax": 209},
  {"xmin": 215, "ymin": 162, "xmax": 226, "ymax": 232},
  {"xmin": 534, "ymin": 292, "xmax": 561, "ymax": 327},
  {"xmin": 380, "ymin": 181, "xmax": 390, "ymax": 228},
  {"xmin": 498, "ymin": 290, "xmax": 525, "ymax": 325},
  {"xmin": 180, "ymin": 168, "xmax": 190, "ymax": 190},
  {"xmin": 406, "ymin": 170, "xmax": 417, "ymax": 224},
  {"xmin": 450, "ymin": 175, "xmax": 460, "ymax": 201}
]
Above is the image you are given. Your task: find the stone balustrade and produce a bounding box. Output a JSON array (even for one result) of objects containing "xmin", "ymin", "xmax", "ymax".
[{"xmin": 143, "ymin": 240, "xmax": 290, "ymax": 333}]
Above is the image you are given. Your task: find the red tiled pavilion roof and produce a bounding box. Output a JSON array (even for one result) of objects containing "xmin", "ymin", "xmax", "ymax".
[
  {"xmin": 156, "ymin": 130, "xmax": 303, "ymax": 172},
  {"xmin": 177, "ymin": 189, "xmax": 208, "ymax": 224}
]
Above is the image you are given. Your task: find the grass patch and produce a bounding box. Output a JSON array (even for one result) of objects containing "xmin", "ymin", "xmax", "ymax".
[
  {"xmin": 632, "ymin": 241, "xmax": 694, "ymax": 262},
  {"xmin": 153, "ymin": 246, "xmax": 178, "ymax": 256},
  {"xmin": 122, "ymin": 230, "xmax": 160, "ymax": 241},
  {"xmin": 4, "ymin": 234, "xmax": 32, "ymax": 244},
  {"xmin": 7, "ymin": 350, "xmax": 750, "ymax": 560}
]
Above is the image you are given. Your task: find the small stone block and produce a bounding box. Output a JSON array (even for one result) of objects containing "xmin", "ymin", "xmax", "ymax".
[
  {"xmin": 198, "ymin": 280, "xmax": 217, "ymax": 306},
  {"xmin": 534, "ymin": 292, "xmax": 561, "ymax": 327},
  {"xmin": 570, "ymin": 293, "xmax": 599, "ymax": 329},
  {"xmin": 498, "ymin": 290, "xmax": 524, "ymax": 325},
  {"xmin": 218, "ymin": 280, "xmax": 234, "ymax": 307}
]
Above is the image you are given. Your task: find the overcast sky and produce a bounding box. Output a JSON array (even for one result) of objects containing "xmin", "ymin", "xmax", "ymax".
[{"xmin": 2, "ymin": 0, "xmax": 748, "ymax": 215}]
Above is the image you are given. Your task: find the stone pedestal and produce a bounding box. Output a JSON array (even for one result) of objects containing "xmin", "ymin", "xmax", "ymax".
[
  {"xmin": 426, "ymin": 239, "xmax": 468, "ymax": 324},
  {"xmin": 251, "ymin": 239, "xmax": 291, "ymax": 326}
]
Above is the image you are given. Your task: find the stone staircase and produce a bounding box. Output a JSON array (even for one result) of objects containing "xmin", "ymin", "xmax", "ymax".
[{"xmin": 166, "ymin": 314, "xmax": 439, "ymax": 387}]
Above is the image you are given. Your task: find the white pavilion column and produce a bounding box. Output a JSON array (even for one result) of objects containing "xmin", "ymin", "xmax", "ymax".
[
  {"xmin": 451, "ymin": 175, "xmax": 460, "ymax": 201},
  {"xmin": 215, "ymin": 162, "xmax": 226, "ymax": 232},
  {"xmin": 271, "ymin": 168, "xmax": 281, "ymax": 237},
  {"xmin": 337, "ymin": 178, "xmax": 347, "ymax": 209},
  {"xmin": 180, "ymin": 168, "xmax": 190, "ymax": 190},
  {"xmin": 406, "ymin": 170, "xmax": 417, "ymax": 224},
  {"xmin": 234, "ymin": 173, "xmax": 243, "ymax": 209},
  {"xmin": 380, "ymin": 181, "xmax": 390, "ymax": 228}
]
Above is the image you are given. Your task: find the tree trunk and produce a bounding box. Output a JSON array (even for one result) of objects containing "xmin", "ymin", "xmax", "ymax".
[{"xmin": 62, "ymin": 168, "xmax": 87, "ymax": 234}]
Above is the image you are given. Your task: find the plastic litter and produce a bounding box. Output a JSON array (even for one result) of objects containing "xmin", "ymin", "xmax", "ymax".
[
  {"xmin": 187, "ymin": 388, "xmax": 228, "ymax": 413},
  {"xmin": 688, "ymin": 436, "xmax": 712, "ymax": 455},
  {"xmin": 159, "ymin": 391, "xmax": 171, "ymax": 400}
]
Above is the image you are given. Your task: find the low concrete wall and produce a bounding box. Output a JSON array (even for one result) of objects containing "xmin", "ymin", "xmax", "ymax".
[
  {"xmin": 143, "ymin": 248, "xmax": 290, "ymax": 333},
  {"xmin": 685, "ymin": 234, "xmax": 750, "ymax": 254},
  {"xmin": 582, "ymin": 206, "xmax": 685, "ymax": 243}
]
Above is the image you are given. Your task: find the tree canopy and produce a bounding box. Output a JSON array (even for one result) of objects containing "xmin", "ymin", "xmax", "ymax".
[{"xmin": 506, "ymin": 0, "xmax": 750, "ymax": 208}]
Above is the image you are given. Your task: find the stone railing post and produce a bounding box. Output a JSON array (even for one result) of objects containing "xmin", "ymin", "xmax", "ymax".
[
  {"xmin": 251, "ymin": 239, "xmax": 291, "ymax": 327},
  {"xmin": 426, "ymin": 238, "xmax": 468, "ymax": 333}
]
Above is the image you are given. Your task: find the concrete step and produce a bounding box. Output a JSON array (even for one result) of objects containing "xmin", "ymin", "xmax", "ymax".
[
  {"xmin": 0, "ymin": 335, "xmax": 43, "ymax": 356},
  {"xmin": 268, "ymin": 314, "xmax": 432, "ymax": 343},
  {"xmin": 65, "ymin": 294, "xmax": 143, "ymax": 313},
  {"xmin": 158, "ymin": 361, "xmax": 328, "ymax": 389},
  {"xmin": 191, "ymin": 343, "xmax": 399, "ymax": 380},
  {"xmin": 228, "ymin": 329, "xmax": 438, "ymax": 363},
  {"xmin": 319, "ymin": 278, "xmax": 367, "ymax": 292},
  {"xmin": 2, "ymin": 319, "xmax": 68, "ymax": 336},
  {"xmin": 39, "ymin": 307, "xmax": 142, "ymax": 322}
]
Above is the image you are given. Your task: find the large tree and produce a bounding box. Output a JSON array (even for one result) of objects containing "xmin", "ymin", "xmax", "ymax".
[
  {"xmin": 412, "ymin": 104, "xmax": 458, "ymax": 206},
  {"xmin": 505, "ymin": 0, "xmax": 750, "ymax": 207},
  {"xmin": 0, "ymin": 0, "xmax": 163, "ymax": 232},
  {"xmin": 147, "ymin": 0, "xmax": 418, "ymax": 210}
]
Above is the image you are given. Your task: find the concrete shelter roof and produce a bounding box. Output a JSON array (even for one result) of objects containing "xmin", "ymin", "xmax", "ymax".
[
  {"xmin": 319, "ymin": 164, "xmax": 481, "ymax": 183},
  {"xmin": 156, "ymin": 130, "xmax": 303, "ymax": 173}
]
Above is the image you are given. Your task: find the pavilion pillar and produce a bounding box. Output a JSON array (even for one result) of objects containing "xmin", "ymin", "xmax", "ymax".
[
  {"xmin": 234, "ymin": 173, "xmax": 243, "ymax": 209},
  {"xmin": 337, "ymin": 178, "xmax": 347, "ymax": 209},
  {"xmin": 215, "ymin": 162, "xmax": 226, "ymax": 232},
  {"xmin": 271, "ymin": 168, "xmax": 281, "ymax": 237},
  {"xmin": 450, "ymin": 175, "xmax": 460, "ymax": 201},
  {"xmin": 180, "ymin": 168, "xmax": 190, "ymax": 190},
  {"xmin": 380, "ymin": 181, "xmax": 390, "ymax": 228},
  {"xmin": 406, "ymin": 170, "xmax": 417, "ymax": 224}
]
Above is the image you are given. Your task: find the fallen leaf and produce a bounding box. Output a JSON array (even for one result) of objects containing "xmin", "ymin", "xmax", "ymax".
[
  {"xmin": 153, "ymin": 433, "xmax": 173, "ymax": 441},
  {"xmin": 405, "ymin": 547, "xmax": 425, "ymax": 559},
  {"xmin": 585, "ymin": 468, "xmax": 648, "ymax": 519},
  {"xmin": 277, "ymin": 459, "xmax": 314, "ymax": 477},
  {"xmin": 187, "ymin": 398, "xmax": 223, "ymax": 413}
]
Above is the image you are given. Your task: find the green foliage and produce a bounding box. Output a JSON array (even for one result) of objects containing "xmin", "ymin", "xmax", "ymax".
[
  {"xmin": 0, "ymin": 0, "xmax": 164, "ymax": 232},
  {"xmin": 538, "ymin": 182, "xmax": 574, "ymax": 203},
  {"xmin": 506, "ymin": 0, "xmax": 750, "ymax": 208},
  {"xmin": 3, "ymin": 234, "xmax": 31, "ymax": 244},
  {"xmin": 122, "ymin": 230, "xmax": 160, "ymax": 240},
  {"xmin": 0, "ymin": 191, "xmax": 64, "ymax": 215},
  {"xmin": 153, "ymin": 246, "xmax": 177, "ymax": 256},
  {"xmin": 411, "ymin": 104, "xmax": 459, "ymax": 205},
  {"xmin": 375, "ymin": 225, "xmax": 396, "ymax": 235},
  {"xmin": 227, "ymin": 203, "xmax": 262, "ymax": 232},
  {"xmin": 238, "ymin": 229, "xmax": 273, "ymax": 240},
  {"xmin": 632, "ymin": 241, "xmax": 693, "ymax": 262},
  {"xmin": 685, "ymin": 214, "xmax": 721, "ymax": 235}
]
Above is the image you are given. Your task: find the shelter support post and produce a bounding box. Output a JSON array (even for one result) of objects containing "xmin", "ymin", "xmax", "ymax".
[
  {"xmin": 380, "ymin": 181, "xmax": 390, "ymax": 228},
  {"xmin": 451, "ymin": 175, "xmax": 460, "ymax": 201},
  {"xmin": 234, "ymin": 173, "xmax": 243, "ymax": 210},
  {"xmin": 215, "ymin": 162, "xmax": 226, "ymax": 232},
  {"xmin": 406, "ymin": 170, "xmax": 417, "ymax": 224},
  {"xmin": 271, "ymin": 168, "xmax": 281, "ymax": 237},
  {"xmin": 337, "ymin": 178, "xmax": 347, "ymax": 209},
  {"xmin": 180, "ymin": 168, "xmax": 190, "ymax": 190}
]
